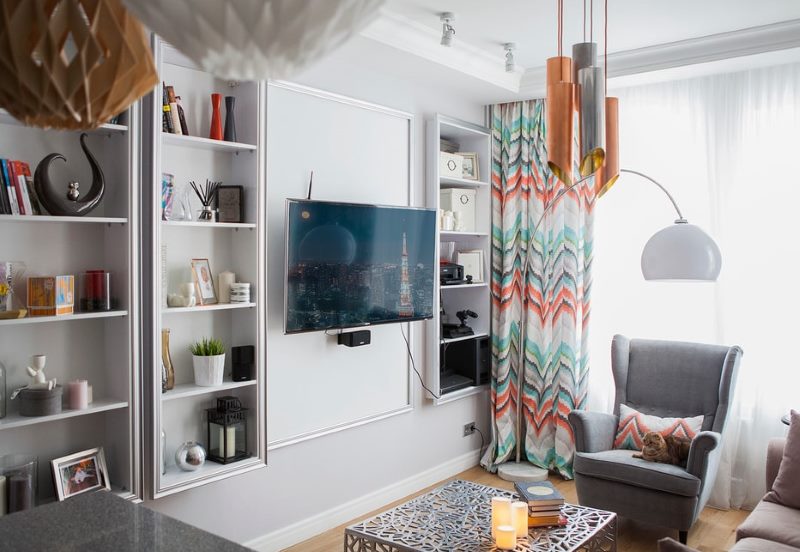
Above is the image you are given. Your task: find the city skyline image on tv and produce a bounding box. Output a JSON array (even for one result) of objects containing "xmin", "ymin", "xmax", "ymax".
[{"xmin": 285, "ymin": 199, "xmax": 436, "ymax": 334}]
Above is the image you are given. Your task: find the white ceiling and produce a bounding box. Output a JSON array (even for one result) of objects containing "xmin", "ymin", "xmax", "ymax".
[{"xmin": 385, "ymin": 0, "xmax": 800, "ymax": 69}]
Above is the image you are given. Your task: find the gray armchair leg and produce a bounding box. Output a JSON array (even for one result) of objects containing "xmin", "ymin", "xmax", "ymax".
[{"xmin": 679, "ymin": 531, "xmax": 688, "ymax": 544}]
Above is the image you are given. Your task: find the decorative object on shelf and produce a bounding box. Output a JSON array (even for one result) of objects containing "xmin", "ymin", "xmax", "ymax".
[
  {"xmin": 216, "ymin": 185, "xmax": 243, "ymax": 223},
  {"xmin": 223, "ymin": 96, "xmax": 237, "ymax": 143},
  {"xmin": 161, "ymin": 329, "xmax": 175, "ymax": 392},
  {"xmin": 0, "ymin": 360, "xmax": 5, "ymax": 419},
  {"xmin": 67, "ymin": 380, "xmax": 89, "ymax": 410},
  {"xmin": 0, "ymin": 261, "xmax": 25, "ymax": 312},
  {"xmin": 440, "ymin": 210, "xmax": 455, "ymax": 231},
  {"xmin": 232, "ymin": 346, "xmax": 254, "ymax": 382},
  {"xmin": 439, "ymin": 152, "xmax": 464, "ymax": 179},
  {"xmin": 175, "ymin": 441, "xmax": 206, "ymax": 472},
  {"xmin": 217, "ymin": 271, "xmax": 236, "ymax": 304},
  {"xmin": 189, "ymin": 180, "xmax": 220, "ymax": 222},
  {"xmin": 190, "ymin": 258, "xmax": 217, "ymax": 305},
  {"xmin": 440, "ymin": 188, "xmax": 476, "ymax": 232},
  {"xmin": 206, "ymin": 396, "xmax": 248, "ymax": 464},
  {"xmin": 27, "ymin": 275, "xmax": 74, "ymax": 316},
  {"xmin": 0, "ymin": 454, "xmax": 37, "ymax": 513},
  {"xmin": 161, "ymin": 429, "xmax": 167, "ymax": 475},
  {"xmin": 457, "ymin": 152, "xmax": 479, "ymax": 181},
  {"xmin": 51, "ymin": 447, "xmax": 110, "ymax": 501},
  {"xmin": 209, "ymin": 93, "xmax": 223, "ymax": 140},
  {"xmin": 190, "ymin": 337, "xmax": 225, "ymax": 387},
  {"xmin": 229, "ymin": 283, "xmax": 250, "ymax": 304},
  {"xmin": 456, "ymin": 250, "xmax": 484, "ymax": 283},
  {"xmin": 79, "ymin": 270, "xmax": 113, "ymax": 312},
  {"xmin": 34, "ymin": 134, "xmax": 105, "ymax": 217},
  {"xmin": 180, "ymin": 282, "xmax": 197, "ymax": 307},
  {"xmin": 172, "ymin": 183, "xmax": 194, "ymax": 221},
  {"xmin": 125, "ymin": 0, "xmax": 383, "ymax": 80},
  {"xmin": 161, "ymin": 173, "xmax": 175, "ymax": 221},
  {"xmin": 12, "ymin": 355, "xmax": 62, "ymax": 417},
  {"xmin": 0, "ymin": 0, "xmax": 157, "ymax": 130},
  {"xmin": 87, "ymin": 384, "xmax": 93, "ymax": 405}
]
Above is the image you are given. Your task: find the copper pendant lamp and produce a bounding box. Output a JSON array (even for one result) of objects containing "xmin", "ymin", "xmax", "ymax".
[
  {"xmin": 546, "ymin": 0, "xmax": 575, "ymax": 185},
  {"xmin": 596, "ymin": 0, "xmax": 620, "ymax": 197}
]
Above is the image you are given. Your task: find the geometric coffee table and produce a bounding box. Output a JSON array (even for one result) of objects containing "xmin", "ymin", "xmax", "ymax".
[{"xmin": 344, "ymin": 479, "xmax": 617, "ymax": 551}]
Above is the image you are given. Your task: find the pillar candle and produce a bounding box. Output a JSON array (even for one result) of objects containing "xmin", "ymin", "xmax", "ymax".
[
  {"xmin": 68, "ymin": 380, "xmax": 88, "ymax": 410},
  {"xmin": 218, "ymin": 271, "xmax": 236, "ymax": 303},
  {"xmin": 512, "ymin": 501, "xmax": 528, "ymax": 538},
  {"xmin": 87, "ymin": 384, "xmax": 93, "ymax": 404},
  {"xmin": 0, "ymin": 475, "xmax": 6, "ymax": 517},
  {"xmin": 495, "ymin": 525, "xmax": 516, "ymax": 550},
  {"xmin": 218, "ymin": 426, "xmax": 236, "ymax": 458},
  {"xmin": 491, "ymin": 496, "xmax": 512, "ymax": 538},
  {"xmin": 8, "ymin": 474, "xmax": 32, "ymax": 513}
]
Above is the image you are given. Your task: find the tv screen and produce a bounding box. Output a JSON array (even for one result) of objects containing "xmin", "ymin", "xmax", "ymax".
[{"xmin": 284, "ymin": 199, "xmax": 436, "ymax": 334}]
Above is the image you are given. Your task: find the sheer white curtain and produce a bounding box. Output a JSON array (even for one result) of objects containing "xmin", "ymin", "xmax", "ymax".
[{"xmin": 588, "ymin": 62, "xmax": 800, "ymax": 509}]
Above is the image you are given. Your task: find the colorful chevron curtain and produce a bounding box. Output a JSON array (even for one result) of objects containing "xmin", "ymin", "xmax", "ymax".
[{"xmin": 480, "ymin": 99, "xmax": 593, "ymax": 478}]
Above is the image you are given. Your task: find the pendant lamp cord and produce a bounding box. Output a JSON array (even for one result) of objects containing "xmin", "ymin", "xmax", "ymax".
[
  {"xmin": 583, "ymin": 0, "xmax": 586, "ymax": 41},
  {"xmin": 590, "ymin": 0, "xmax": 594, "ymax": 42},
  {"xmin": 604, "ymin": 0, "xmax": 608, "ymax": 95}
]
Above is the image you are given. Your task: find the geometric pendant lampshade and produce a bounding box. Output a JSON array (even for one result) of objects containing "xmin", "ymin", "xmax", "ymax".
[
  {"xmin": 572, "ymin": 42, "xmax": 605, "ymax": 177},
  {"xmin": 596, "ymin": 96, "xmax": 619, "ymax": 197},
  {"xmin": 124, "ymin": 0, "xmax": 385, "ymax": 81},
  {"xmin": 641, "ymin": 221, "xmax": 722, "ymax": 281},
  {"xmin": 546, "ymin": 56, "xmax": 576, "ymax": 185},
  {"xmin": 0, "ymin": 0, "xmax": 159, "ymax": 130}
]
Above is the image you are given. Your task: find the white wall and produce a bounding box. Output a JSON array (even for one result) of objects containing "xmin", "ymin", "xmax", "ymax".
[{"xmin": 146, "ymin": 37, "xmax": 490, "ymax": 547}]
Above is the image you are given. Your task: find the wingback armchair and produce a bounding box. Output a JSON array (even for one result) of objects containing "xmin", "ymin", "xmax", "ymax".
[{"xmin": 568, "ymin": 335, "xmax": 743, "ymax": 543}]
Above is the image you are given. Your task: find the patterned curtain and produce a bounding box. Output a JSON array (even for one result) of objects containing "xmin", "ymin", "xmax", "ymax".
[{"xmin": 480, "ymin": 99, "xmax": 593, "ymax": 479}]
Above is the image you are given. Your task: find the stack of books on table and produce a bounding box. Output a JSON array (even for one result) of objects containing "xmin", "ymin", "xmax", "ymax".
[{"xmin": 514, "ymin": 480, "xmax": 567, "ymax": 528}]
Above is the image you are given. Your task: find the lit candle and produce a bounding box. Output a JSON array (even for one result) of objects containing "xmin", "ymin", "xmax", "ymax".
[
  {"xmin": 67, "ymin": 380, "xmax": 88, "ymax": 410},
  {"xmin": 491, "ymin": 496, "xmax": 512, "ymax": 538},
  {"xmin": 495, "ymin": 525, "xmax": 516, "ymax": 550},
  {"xmin": 218, "ymin": 426, "xmax": 236, "ymax": 458},
  {"xmin": 512, "ymin": 501, "xmax": 528, "ymax": 538},
  {"xmin": 0, "ymin": 475, "xmax": 6, "ymax": 516}
]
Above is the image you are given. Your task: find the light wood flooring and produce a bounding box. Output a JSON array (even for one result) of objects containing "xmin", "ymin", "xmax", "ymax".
[{"xmin": 284, "ymin": 466, "xmax": 749, "ymax": 552}]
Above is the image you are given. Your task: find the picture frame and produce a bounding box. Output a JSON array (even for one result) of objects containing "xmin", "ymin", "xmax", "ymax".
[
  {"xmin": 191, "ymin": 258, "xmax": 217, "ymax": 305},
  {"xmin": 216, "ymin": 185, "xmax": 243, "ymax": 223},
  {"xmin": 457, "ymin": 152, "xmax": 479, "ymax": 181},
  {"xmin": 456, "ymin": 249, "xmax": 485, "ymax": 283},
  {"xmin": 51, "ymin": 447, "xmax": 110, "ymax": 501}
]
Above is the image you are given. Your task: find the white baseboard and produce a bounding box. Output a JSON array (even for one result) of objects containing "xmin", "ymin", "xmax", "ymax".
[{"xmin": 245, "ymin": 449, "xmax": 481, "ymax": 552}]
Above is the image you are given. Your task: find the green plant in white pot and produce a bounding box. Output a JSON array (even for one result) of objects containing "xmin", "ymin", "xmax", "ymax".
[{"xmin": 190, "ymin": 338, "xmax": 225, "ymax": 386}]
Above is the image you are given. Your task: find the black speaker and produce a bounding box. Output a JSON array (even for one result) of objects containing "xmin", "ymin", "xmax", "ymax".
[
  {"xmin": 338, "ymin": 330, "xmax": 371, "ymax": 347},
  {"xmin": 476, "ymin": 335, "xmax": 490, "ymax": 385},
  {"xmin": 232, "ymin": 345, "xmax": 254, "ymax": 381}
]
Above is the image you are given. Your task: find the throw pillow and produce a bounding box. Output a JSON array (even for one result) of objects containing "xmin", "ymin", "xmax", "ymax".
[
  {"xmin": 765, "ymin": 409, "xmax": 800, "ymax": 509},
  {"xmin": 614, "ymin": 403, "xmax": 704, "ymax": 451}
]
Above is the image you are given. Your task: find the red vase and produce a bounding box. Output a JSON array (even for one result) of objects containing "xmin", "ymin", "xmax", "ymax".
[{"xmin": 209, "ymin": 93, "xmax": 223, "ymax": 140}]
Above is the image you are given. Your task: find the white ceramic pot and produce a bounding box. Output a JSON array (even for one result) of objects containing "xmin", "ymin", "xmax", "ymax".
[{"xmin": 192, "ymin": 354, "xmax": 225, "ymax": 386}]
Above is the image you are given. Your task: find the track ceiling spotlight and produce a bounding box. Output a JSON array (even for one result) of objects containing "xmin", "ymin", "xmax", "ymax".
[
  {"xmin": 440, "ymin": 12, "xmax": 455, "ymax": 47},
  {"xmin": 504, "ymin": 43, "xmax": 516, "ymax": 73}
]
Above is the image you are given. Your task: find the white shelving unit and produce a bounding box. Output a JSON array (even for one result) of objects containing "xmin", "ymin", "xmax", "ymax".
[
  {"xmin": 143, "ymin": 37, "xmax": 266, "ymax": 498},
  {"xmin": 0, "ymin": 107, "xmax": 141, "ymax": 501},
  {"xmin": 426, "ymin": 114, "xmax": 492, "ymax": 405}
]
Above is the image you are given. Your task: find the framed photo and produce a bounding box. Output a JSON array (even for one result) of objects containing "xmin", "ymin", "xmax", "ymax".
[
  {"xmin": 216, "ymin": 185, "xmax": 243, "ymax": 223},
  {"xmin": 457, "ymin": 152, "xmax": 480, "ymax": 181},
  {"xmin": 191, "ymin": 258, "xmax": 217, "ymax": 305},
  {"xmin": 457, "ymin": 250, "xmax": 485, "ymax": 283},
  {"xmin": 51, "ymin": 447, "xmax": 110, "ymax": 501}
]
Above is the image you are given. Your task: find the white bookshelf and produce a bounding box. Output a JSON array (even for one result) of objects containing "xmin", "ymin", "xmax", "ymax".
[
  {"xmin": 0, "ymin": 105, "xmax": 141, "ymax": 502},
  {"xmin": 426, "ymin": 114, "xmax": 492, "ymax": 404},
  {"xmin": 143, "ymin": 36, "xmax": 266, "ymax": 498}
]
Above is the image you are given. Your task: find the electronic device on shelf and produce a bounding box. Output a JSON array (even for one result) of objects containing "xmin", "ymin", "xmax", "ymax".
[
  {"xmin": 442, "ymin": 309, "xmax": 477, "ymax": 339},
  {"xmin": 440, "ymin": 262, "xmax": 464, "ymax": 285}
]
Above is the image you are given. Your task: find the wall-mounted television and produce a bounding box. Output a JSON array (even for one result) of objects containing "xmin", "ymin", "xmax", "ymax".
[{"xmin": 284, "ymin": 199, "xmax": 436, "ymax": 334}]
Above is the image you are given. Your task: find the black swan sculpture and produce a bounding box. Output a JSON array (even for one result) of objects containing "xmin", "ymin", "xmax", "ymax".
[{"xmin": 33, "ymin": 133, "xmax": 105, "ymax": 216}]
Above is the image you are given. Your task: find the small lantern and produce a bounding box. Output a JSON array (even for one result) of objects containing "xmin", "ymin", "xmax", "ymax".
[{"xmin": 206, "ymin": 396, "xmax": 248, "ymax": 464}]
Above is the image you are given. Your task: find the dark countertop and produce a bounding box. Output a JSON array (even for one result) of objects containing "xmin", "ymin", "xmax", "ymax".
[{"xmin": 0, "ymin": 490, "xmax": 252, "ymax": 552}]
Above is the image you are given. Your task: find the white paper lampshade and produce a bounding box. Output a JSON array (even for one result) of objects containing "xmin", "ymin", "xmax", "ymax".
[
  {"xmin": 641, "ymin": 221, "xmax": 722, "ymax": 281},
  {"xmin": 123, "ymin": 0, "xmax": 385, "ymax": 80}
]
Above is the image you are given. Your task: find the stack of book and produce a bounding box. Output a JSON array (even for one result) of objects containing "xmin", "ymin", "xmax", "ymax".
[
  {"xmin": 514, "ymin": 480, "xmax": 567, "ymax": 528},
  {"xmin": 0, "ymin": 159, "xmax": 40, "ymax": 216},
  {"xmin": 162, "ymin": 82, "xmax": 190, "ymax": 136}
]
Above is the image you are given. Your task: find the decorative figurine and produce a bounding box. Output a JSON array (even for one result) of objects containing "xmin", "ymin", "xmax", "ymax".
[
  {"xmin": 223, "ymin": 95, "xmax": 236, "ymax": 142},
  {"xmin": 26, "ymin": 355, "xmax": 56, "ymax": 390},
  {"xmin": 175, "ymin": 441, "xmax": 206, "ymax": 471},
  {"xmin": 34, "ymin": 133, "xmax": 105, "ymax": 216}
]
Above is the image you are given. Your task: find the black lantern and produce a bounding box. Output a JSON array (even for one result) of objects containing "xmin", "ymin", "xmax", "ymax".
[{"xmin": 206, "ymin": 396, "xmax": 248, "ymax": 464}]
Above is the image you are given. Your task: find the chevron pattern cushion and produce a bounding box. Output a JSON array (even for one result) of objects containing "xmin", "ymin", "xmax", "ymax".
[{"xmin": 614, "ymin": 404, "xmax": 704, "ymax": 450}]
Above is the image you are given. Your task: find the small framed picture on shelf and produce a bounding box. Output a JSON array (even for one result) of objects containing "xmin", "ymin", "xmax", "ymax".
[
  {"xmin": 191, "ymin": 258, "xmax": 217, "ymax": 305},
  {"xmin": 456, "ymin": 250, "xmax": 485, "ymax": 283},
  {"xmin": 51, "ymin": 447, "xmax": 110, "ymax": 501},
  {"xmin": 216, "ymin": 185, "xmax": 243, "ymax": 223},
  {"xmin": 161, "ymin": 173, "xmax": 175, "ymax": 221},
  {"xmin": 458, "ymin": 152, "xmax": 479, "ymax": 181}
]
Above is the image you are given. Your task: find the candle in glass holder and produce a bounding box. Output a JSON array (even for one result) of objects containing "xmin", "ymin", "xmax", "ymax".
[
  {"xmin": 512, "ymin": 501, "xmax": 528, "ymax": 537},
  {"xmin": 491, "ymin": 496, "xmax": 512, "ymax": 538},
  {"xmin": 8, "ymin": 474, "xmax": 32, "ymax": 513},
  {"xmin": 495, "ymin": 525, "xmax": 516, "ymax": 550}
]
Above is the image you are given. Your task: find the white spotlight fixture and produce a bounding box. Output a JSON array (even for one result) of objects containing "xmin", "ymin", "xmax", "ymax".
[
  {"xmin": 504, "ymin": 43, "xmax": 516, "ymax": 72},
  {"xmin": 440, "ymin": 12, "xmax": 456, "ymax": 46}
]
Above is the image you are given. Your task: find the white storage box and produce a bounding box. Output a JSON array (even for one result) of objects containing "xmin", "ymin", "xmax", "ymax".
[
  {"xmin": 439, "ymin": 152, "xmax": 463, "ymax": 179},
  {"xmin": 440, "ymin": 188, "xmax": 476, "ymax": 232}
]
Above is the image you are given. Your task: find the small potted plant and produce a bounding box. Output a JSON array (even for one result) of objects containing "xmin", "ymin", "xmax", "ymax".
[{"xmin": 190, "ymin": 337, "xmax": 225, "ymax": 386}]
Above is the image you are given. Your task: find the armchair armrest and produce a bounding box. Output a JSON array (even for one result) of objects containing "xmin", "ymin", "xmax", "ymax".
[
  {"xmin": 568, "ymin": 410, "xmax": 618, "ymax": 453},
  {"xmin": 686, "ymin": 431, "xmax": 721, "ymax": 479},
  {"xmin": 766, "ymin": 438, "xmax": 786, "ymax": 492}
]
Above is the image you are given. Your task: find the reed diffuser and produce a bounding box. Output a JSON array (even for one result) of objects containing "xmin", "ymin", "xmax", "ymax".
[{"xmin": 190, "ymin": 179, "xmax": 220, "ymax": 222}]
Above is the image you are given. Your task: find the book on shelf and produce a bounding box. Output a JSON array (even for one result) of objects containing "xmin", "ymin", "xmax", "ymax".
[
  {"xmin": 12, "ymin": 161, "xmax": 32, "ymax": 215},
  {"xmin": 166, "ymin": 86, "xmax": 182, "ymax": 136},
  {"xmin": 175, "ymin": 96, "xmax": 189, "ymax": 135},
  {"xmin": 162, "ymin": 82, "xmax": 174, "ymax": 133},
  {"xmin": 0, "ymin": 159, "xmax": 42, "ymax": 216},
  {"xmin": 514, "ymin": 480, "xmax": 565, "ymax": 507},
  {"xmin": 0, "ymin": 158, "xmax": 8, "ymax": 214},
  {"xmin": 1, "ymin": 159, "xmax": 19, "ymax": 215},
  {"xmin": 20, "ymin": 162, "xmax": 41, "ymax": 215}
]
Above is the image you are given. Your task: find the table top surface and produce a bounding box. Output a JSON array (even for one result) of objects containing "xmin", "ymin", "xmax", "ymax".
[{"xmin": 346, "ymin": 479, "xmax": 616, "ymax": 552}]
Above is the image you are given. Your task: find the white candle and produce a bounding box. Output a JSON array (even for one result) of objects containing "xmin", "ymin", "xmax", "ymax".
[
  {"xmin": 87, "ymin": 384, "xmax": 93, "ymax": 404},
  {"xmin": 491, "ymin": 496, "xmax": 512, "ymax": 538},
  {"xmin": 218, "ymin": 271, "xmax": 236, "ymax": 303},
  {"xmin": 495, "ymin": 525, "xmax": 516, "ymax": 550},
  {"xmin": 68, "ymin": 380, "xmax": 88, "ymax": 410},
  {"xmin": 512, "ymin": 501, "xmax": 528, "ymax": 538},
  {"xmin": 218, "ymin": 426, "xmax": 236, "ymax": 458},
  {"xmin": 0, "ymin": 475, "xmax": 6, "ymax": 516}
]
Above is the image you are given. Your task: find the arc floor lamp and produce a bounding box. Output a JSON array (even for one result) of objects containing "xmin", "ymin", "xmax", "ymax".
[{"xmin": 496, "ymin": 168, "xmax": 722, "ymax": 482}]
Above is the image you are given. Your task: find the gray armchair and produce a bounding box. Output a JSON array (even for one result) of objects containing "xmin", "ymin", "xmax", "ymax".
[{"xmin": 568, "ymin": 335, "xmax": 742, "ymax": 544}]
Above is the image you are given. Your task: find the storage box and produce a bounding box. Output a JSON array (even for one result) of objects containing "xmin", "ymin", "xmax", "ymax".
[
  {"xmin": 439, "ymin": 152, "xmax": 464, "ymax": 179},
  {"xmin": 440, "ymin": 188, "xmax": 477, "ymax": 232},
  {"xmin": 27, "ymin": 275, "xmax": 74, "ymax": 316},
  {"xmin": 19, "ymin": 386, "xmax": 63, "ymax": 417}
]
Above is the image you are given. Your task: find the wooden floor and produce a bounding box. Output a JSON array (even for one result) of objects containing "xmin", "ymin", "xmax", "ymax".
[{"xmin": 284, "ymin": 466, "xmax": 749, "ymax": 552}]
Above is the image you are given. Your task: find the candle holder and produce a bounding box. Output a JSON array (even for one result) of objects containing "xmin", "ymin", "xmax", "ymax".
[
  {"xmin": 206, "ymin": 396, "xmax": 248, "ymax": 464},
  {"xmin": 79, "ymin": 270, "xmax": 113, "ymax": 312},
  {"xmin": 0, "ymin": 454, "xmax": 37, "ymax": 513}
]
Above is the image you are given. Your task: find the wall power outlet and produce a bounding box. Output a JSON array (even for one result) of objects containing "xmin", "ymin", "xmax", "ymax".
[{"xmin": 463, "ymin": 422, "xmax": 477, "ymax": 437}]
